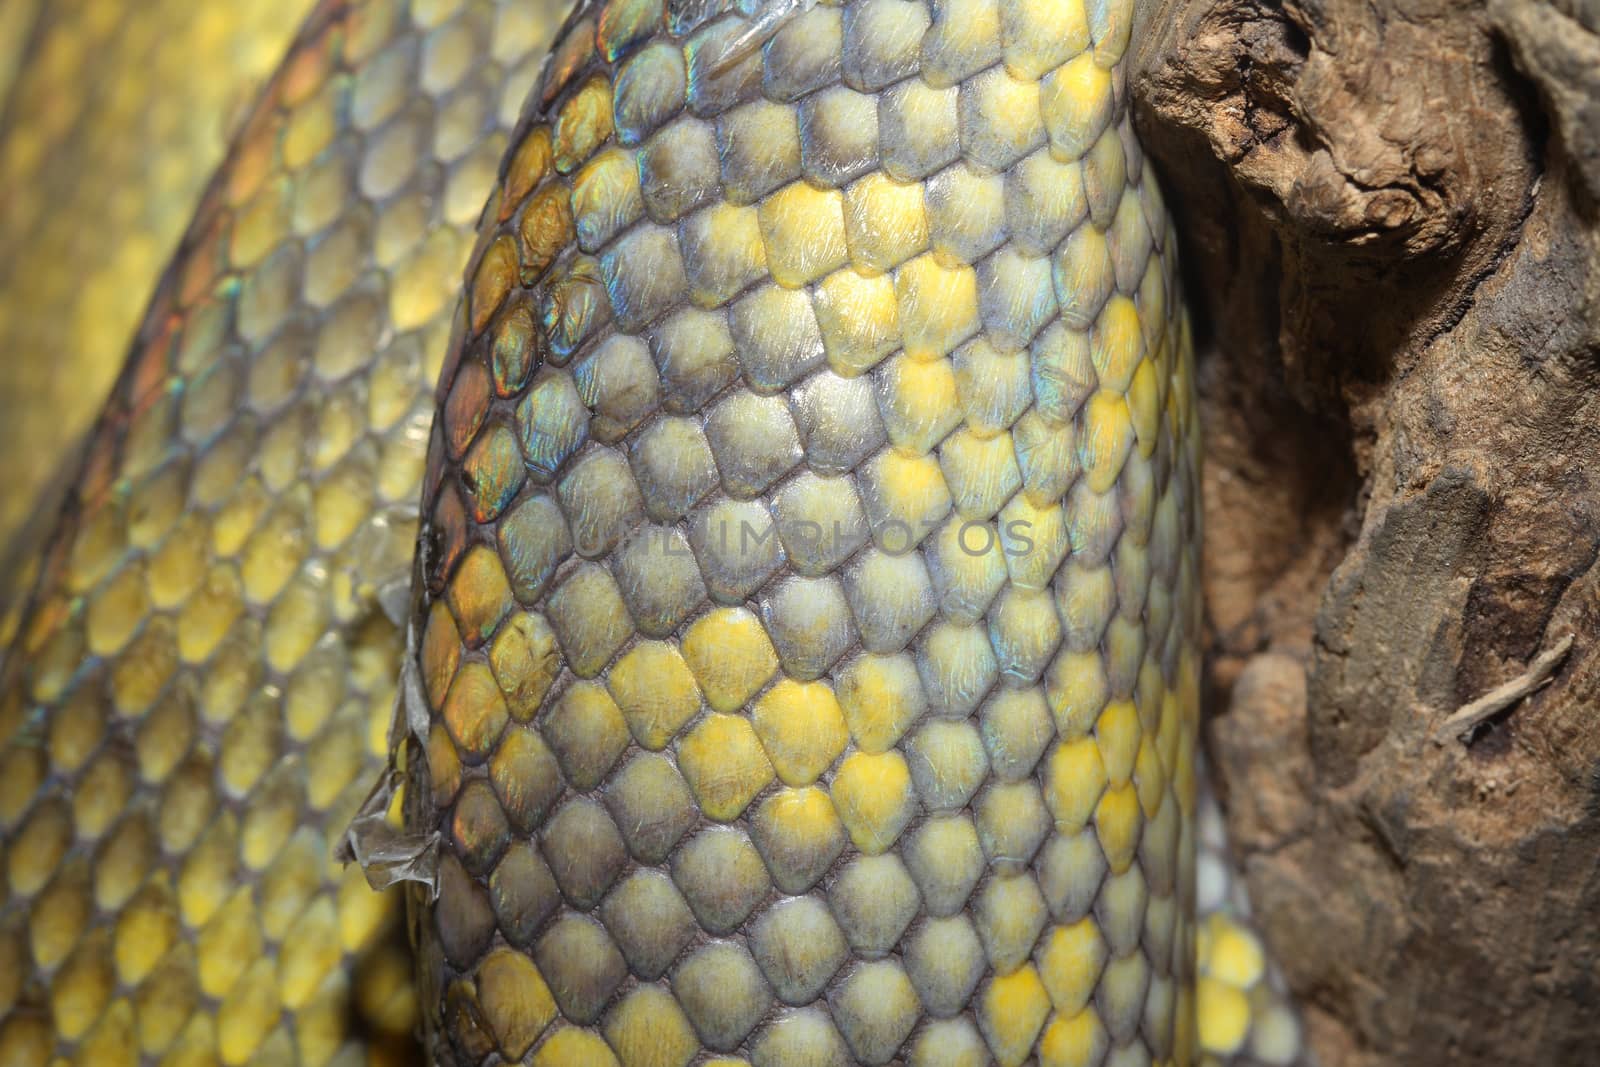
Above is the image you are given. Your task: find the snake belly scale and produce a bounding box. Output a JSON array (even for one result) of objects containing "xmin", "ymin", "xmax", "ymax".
[{"xmin": 0, "ymin": 0, "xmax": 1304, "ymax": 1065}]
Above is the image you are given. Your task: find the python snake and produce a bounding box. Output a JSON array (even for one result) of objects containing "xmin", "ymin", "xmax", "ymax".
[{"xmin": 0, "ymin": 1, "xmax": 1302, "ymax": 1064}]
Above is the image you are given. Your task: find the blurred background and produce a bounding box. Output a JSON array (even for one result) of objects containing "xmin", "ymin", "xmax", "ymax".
[{"xmin": 0, "ymin": 0, "xmax": 311, "ymax": 559}]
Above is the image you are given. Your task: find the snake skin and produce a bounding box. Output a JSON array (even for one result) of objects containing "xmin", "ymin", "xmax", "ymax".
[
  {"xmin": 0, "ymin": 0, "xmax": 314, "ymax": 560},
  {"xmin": 407, "ymin": 0, "xmax": 1233, "ymax": 1063},
  {"xmin": 0, "ymin": 1, "xmax": 562, "ymax": 1062},
  {"xmin": 0, "ymin": 1, "xmax": 1305, "ymax": 1064},
  {"xmin": 1193, "ymin": 773, "xmax": 1302, "ymax": 1067}
]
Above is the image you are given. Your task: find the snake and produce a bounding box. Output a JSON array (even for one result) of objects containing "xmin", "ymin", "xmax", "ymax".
[
  {"xmin": 0, "ymin": 1, "xmax": 1304, "ymax": 1065},
  {"xmin": 0, "ymin": 0, "xmax": 316, "ymax": 571}
]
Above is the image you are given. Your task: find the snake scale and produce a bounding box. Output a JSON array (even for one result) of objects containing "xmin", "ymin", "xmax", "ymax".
[
  {"xmin": 0, "ymin": 1, "xmax": 1303, "ymax": 1065},
  {"xmin": 0, "ymin": 0, "xmax": 312, "ymax": 566}
]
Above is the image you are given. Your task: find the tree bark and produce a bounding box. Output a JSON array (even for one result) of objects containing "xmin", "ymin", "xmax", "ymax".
[{"xmin": 1130, "ymin": 0, "xmax": 1600, "ymax": 1063}]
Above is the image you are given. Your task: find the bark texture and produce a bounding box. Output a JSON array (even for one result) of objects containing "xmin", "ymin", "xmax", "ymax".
[{"xmin": 1130, "ymin": 0, "xmax": 1600, "ymax": 1063}]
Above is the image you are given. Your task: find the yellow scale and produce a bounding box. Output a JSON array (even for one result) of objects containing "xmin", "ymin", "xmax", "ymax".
[{"xmin": 0, "ymin": 0, "xmax": 1304, "ymax": 1064}]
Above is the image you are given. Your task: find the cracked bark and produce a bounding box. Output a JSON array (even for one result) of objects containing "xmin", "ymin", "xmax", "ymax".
[{"xmin": 1131, "ymin": 0, "xmax": 1600, "ymax": 1062}]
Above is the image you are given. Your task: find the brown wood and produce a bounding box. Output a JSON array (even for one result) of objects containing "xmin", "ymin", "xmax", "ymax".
[{"xmin": 1131, "ymin": 0, "xmax": 1600, "ymax": 1061}]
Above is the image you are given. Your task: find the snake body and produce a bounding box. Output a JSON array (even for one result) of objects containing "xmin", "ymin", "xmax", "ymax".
[
  {"xmin": 0, "ymin": 0, "xmax": 316, "ymax": 563},
  {"xmin": 0, "ymin": 1, "xmax": 1301, "ymax": 1065}
]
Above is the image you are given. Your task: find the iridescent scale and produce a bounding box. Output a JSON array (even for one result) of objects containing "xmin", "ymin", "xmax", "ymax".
[
  {"xmin": 410, "ymin": 0, "xmax": 1210, "ymax": 1063},
  {"xmin": 0, "ymin": 0, "xmax": 1306, "ymax": 1064}
]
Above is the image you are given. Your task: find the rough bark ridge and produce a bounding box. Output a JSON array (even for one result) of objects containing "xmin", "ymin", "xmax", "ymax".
[{"xmin": 1131, "ymin": 0, "xmax": 1600, "ymax": 1062}]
